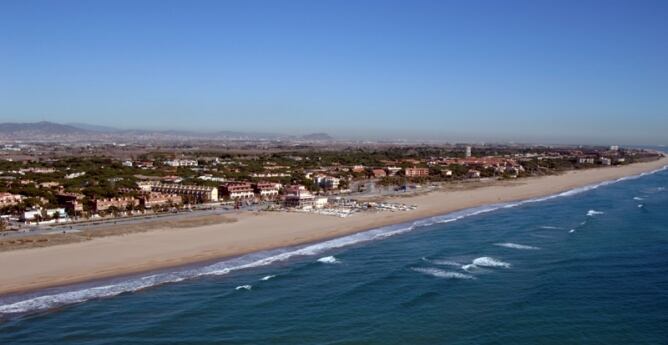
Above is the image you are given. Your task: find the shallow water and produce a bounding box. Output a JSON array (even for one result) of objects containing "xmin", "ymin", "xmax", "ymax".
[{"xmin": 1, "ymin": 165, "xmax": 667, "ymax": 344}]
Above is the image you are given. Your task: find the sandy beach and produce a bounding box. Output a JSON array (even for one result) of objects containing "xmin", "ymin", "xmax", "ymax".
[{"xmin": 1, "ymin": 156, "xmax": 666, "ymax": 297}]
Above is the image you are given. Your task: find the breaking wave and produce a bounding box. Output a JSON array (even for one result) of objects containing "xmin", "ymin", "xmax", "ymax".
[
  {"xmin": 586, "ymin": 210, "xmax": 605, "ymax": 217},
  {"xmin": 1, "ymin": 164, "xmax": 665, "ymax": 315},
  {"xmin": 471, "ymin": 257, "xmax": 511, "ymax": 268},
  {"xmin": 260, "ymin": 275, "xmax": 276, "ymax": 281},
  {"xmin": 633, "ymin": 197, "xmax": 644, "ymax": 201},
  {"xmin": 317, "ymin": 256, "xmax": 339, "ymax": 264},
  {"xmin": 539, "ymin": 225, "xmax": 561, "ymax": 230},
  {"xmin": 235, "ymin": 285, "xmax": 252, "ymax": 291},
  {"xmin": 494, "ymin": 243, "xmax": 540, "ymax": 250},
  {"xmin": 411, "ymin": 267, "xmax": 475, "ymax": 280}
]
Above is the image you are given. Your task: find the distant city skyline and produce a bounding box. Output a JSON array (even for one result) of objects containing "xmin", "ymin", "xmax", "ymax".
[{"xmin": 1, "ymin": 0, "xmax": 667, "ymax": 145}]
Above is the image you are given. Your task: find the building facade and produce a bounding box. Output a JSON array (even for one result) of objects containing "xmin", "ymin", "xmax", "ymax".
[
  {"xmin": 405, "ymin": 167, "xmax": 430, "ymax": 177},
  {"xmin": 283, "ymin": 185, "xmax": 315, "ymax": 208},
  {"xmin": 221, "ymin": 182, "xmax": 255, "ymax": 200}
]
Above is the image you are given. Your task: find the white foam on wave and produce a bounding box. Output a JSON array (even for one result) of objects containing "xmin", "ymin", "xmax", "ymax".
[
  {"xmin": 569, "ymin": 229, "xmax": 576, "ymax": 233},
  {"xmin": 260, "ymin": 275, "xmax": 276, "ymax": 281},
  {"xmin": 411, "ymin": 267, "xmax": 475, "ymax": 280},
  {"xmin": 2, "ymin": 164, "xmax": 665, "ymax": 315},
  {"xmin": 494, "ymin": 242, "xmax": 540, "ymax": 250},
  {"xmin": 317, "ymin": 256, "xmax": 339, "ymax": 264},
  {"xmin": 235, "ymin": 285, "xmax": 252, "ymax": 291},
  {"xmin": 471, "ymin": 257, "xmax": 511, "ymax": 268},
  {"xmin": 633, "ymin": 197, "xmax": 644, "ymax": 201},
  {"xmin": 539, "ymin": 225, "xmax": 561, "ymax": 230},
  {"xmin": 638, "ymin": 204, "xmax": 644, "ymax": 208},
  {"xmin": 586, "ymin": 210, "xmax": 605, "ymax": 217}
]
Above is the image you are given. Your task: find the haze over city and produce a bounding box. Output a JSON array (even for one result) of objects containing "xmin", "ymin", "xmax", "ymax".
[{"xmin": 2, "ymin": 0, "xmax": 667, "ymax": 145}]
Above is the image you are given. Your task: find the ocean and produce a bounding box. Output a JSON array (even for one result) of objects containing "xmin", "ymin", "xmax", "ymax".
[{"xmin": 1, "ymin": 165, "xmax": 667, "ymax": 344}]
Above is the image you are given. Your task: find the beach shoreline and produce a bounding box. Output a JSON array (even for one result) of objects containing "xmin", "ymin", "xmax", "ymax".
[{"xmin": 1, "ymin": 156, "xmax": 667, "ymax": 298}]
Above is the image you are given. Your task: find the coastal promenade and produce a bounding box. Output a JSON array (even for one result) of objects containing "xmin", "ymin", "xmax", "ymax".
[{"xmin": 1, "ymin": 156, "xmax": 666, "ymax": 296}]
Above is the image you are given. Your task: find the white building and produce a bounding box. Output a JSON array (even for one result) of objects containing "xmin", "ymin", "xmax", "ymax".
[
  {"xmin": 314, "ymin": 197, "xmax": 329, "ymax": 209},
  {"xmin": 254, "ymin": 182, "xmax": 281, "ymax": 199},
  {"xmin": 465, "ymin": 146, "xmax": 472, "ymax": 158},
  {"xmin": 313, "ymin": 175, "xmax": 340, "ymax": 189},
  {"xmin": 65, "ymin": 172, "xmax": 86, "ymax": 179},
  {"xmin": 284, "ymin": 185, "xmax": 315, "ymax": 209},
  {"xmin": 164, "ymin": 159, "xmax": 198, "ymax": 167},
  {"xmin": 22, "ymin": 208, "xmax": 67, "ymax": 223}
]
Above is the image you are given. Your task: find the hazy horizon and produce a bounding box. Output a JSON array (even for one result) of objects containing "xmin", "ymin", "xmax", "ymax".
[{"xmin": 1, "ymin": 0, "xmax": 667, "ymax": 145}]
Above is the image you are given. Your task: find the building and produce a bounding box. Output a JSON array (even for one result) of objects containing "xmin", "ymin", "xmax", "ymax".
[
  {"xmin": 283, "ymin": 185, "xmax": 315, "ymax": 208},
  {"xmin": 122, "ymin": 160, "xmax": 133, "ymax": 167},
  {"xmin": 0, "ymin": 193, "xmax": 23, "ymax": 208},
  {"xmin": 600, "ymin": 157, "xmax": 612, "ymax": 166},
  {"xmin": 22, "ymin": 208, "xmax": 67, "ymax": 223},
  {"xmin": 253, "ymin": 182, "xmax": 281, "ymax": 199},
  {"xmin": 221, "ymin": 182, "xmax": 255, "ymax": 200},
  {"xmin": 56, "ymin": 193, "xmax": 85, "ymax": 214},
  {"xmin": 577, "ymin": 157, "xmax": 596, "ymax": 164},
  {"xmin": 93, "ymin": 197, "xmax": 139, "ymax": 213},
  {"xmin": 405, "ymin": 167, "xmax": 430, "ymax": 177},
  {"xmin": 352, "ymin": 165, "xmax": 366, "ymax": 173},
  {"xmin": 20, "ymin": 167, "xmax": 56, "ymax": 174},
  {"xmin": 313, "ymin": 175, "xmax": 340, "ymax": 189},
  {"xmin": 314, "ymin": 197, "xmax": 329, "ymax": 209},
  {"xmin": 65, "ymin": 172, "xmax": 86, "ymax": 179},
  {"xmin": 139, "ymin": 192, "xmax": 182, "ymax": 209},
  {"xmin": 39, "ymin": 181, "xmax": 61, "ymax": 188},
  {"xmin": 610, "ymin": 145, "xmax": 619, "ymax": 151},
  {"xmin": 135, "ymin": 161, "xmax": 154, "ymax": 168},
  {"xmin": 465, "ymin": 146, "xmax": 472, "ymax": 158},
  {"xmin": 386, "ymin": 166, "xmax": 402, "ymax": 176},
  {"xmin": 371, "ymin": 169, "xmax": 387, "ymax": 178},
  {"xmin": 164, "ymin": 159, "xmax": 198, "ymax": 167},
  {"xmin": 139, "ymin": 182, "xmax": 219, "ymax": 202}
]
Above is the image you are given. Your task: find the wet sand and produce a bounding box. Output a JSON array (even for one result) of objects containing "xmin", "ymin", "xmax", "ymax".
[{"xmin": 1, "ymin": 157, "xmax": 666, "ymax": 296}]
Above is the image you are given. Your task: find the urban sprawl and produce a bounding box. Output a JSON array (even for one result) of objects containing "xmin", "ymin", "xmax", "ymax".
[{"xmin": 0, "ymin": 141, "xmax": 660, "ymax": 234}]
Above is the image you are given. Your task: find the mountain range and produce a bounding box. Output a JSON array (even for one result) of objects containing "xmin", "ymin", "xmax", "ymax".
[{"xmin": 0, "ymin": 121, "xmax": 334, "ymax": 142}]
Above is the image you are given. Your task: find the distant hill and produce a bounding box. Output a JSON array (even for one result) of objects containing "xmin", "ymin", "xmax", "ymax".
[
  {"xmin": 66, "ymin": 122, "xmax": 121, "ymax": 132},
  {"xmin": 0, "ymin": 121, "xmax": 334, "ymax": 142},
  {"xmin": 301, "ymin": 133, "xmax": 333, "ymax": 141},
  {"xmin": 0, "ymin": 121, "xmax": 90, "ymax": 140}
]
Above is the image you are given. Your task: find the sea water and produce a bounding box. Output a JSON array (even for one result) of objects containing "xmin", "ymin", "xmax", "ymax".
[{"xmin": 1, "ymin": 165, "xmax": 667, "ymax": 344}]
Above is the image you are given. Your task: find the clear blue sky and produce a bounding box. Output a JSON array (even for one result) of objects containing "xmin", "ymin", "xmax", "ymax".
[{"xmin": 1, "ymin": 0, "xmax": 667, "ymax": 144}]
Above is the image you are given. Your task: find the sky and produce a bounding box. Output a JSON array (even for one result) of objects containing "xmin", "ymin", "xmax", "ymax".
[{"xmin": 1, "ymin": 0, "xmax": 667, "ymax": 145}]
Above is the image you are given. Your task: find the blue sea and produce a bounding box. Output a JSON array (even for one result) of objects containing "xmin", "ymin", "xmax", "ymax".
[{"xmin": 1, "ymin": 165, "xmax": 668, "ymax": 344}]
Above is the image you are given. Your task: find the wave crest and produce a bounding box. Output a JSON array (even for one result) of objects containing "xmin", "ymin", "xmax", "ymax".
[
  {"xmin": 586, "ymin": 209, "xmax": 605, "ymax": 216},
  {"xmin": 471, "ymin": 257, "xmax": 511, "ymax": 268},
  {"xmin": 317, "ymin": 256, "xmax": 339, "ymax": 264},
  {"xmin": 411, "ymin": 267, "xmax": 475, "ymax": 280},
  {"xmin": 494, "ymin": 243, "xmax": 540, "ymax": 250}
]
